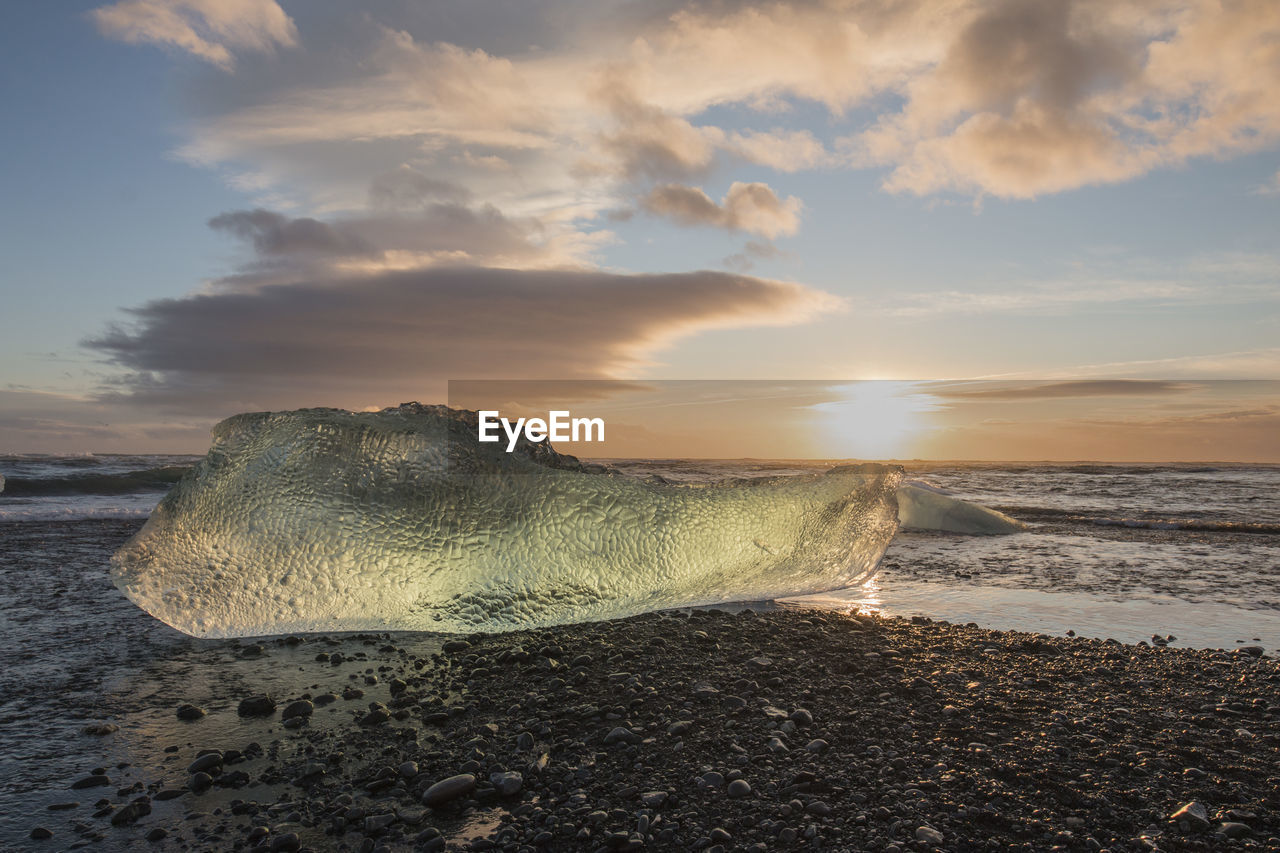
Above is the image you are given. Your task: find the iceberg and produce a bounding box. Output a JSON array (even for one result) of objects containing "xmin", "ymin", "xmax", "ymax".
[
  {"xmin": 111, "ymin": 405, "xmax": 904, "ymax": 638},
  {"xmin": 897, "ymin": 481, "xmax": 1025, "ymax": 535}
]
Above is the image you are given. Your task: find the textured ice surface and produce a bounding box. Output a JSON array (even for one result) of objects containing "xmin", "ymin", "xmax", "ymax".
[
  {"xmin": 111, "ymin": 405, "xmax": 904, "ymax": 637},
  {"xmin": 897, "ymin": 482, "xmax": 1025, "ymax": 535}
]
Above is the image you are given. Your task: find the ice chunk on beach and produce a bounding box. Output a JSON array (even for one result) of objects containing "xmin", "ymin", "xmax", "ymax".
[
  {"xmin": 897, "ymin": 481, "xmax": 1025, "ymax": 535},
  {"xmin": 111, "ymin": 404, "xmax": 904, "ymax": 638}
]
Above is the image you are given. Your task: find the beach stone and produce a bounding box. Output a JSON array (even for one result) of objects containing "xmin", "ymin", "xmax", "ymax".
[
  {"xmin": 790, "ymin": 708, "xmax": 813, "ymax": 726},
  {"xmin": 269, "ymin": 832, "xmax": 301, "ymax": 852},
  {"xmin": 175, "ymin": 704, "xmax": 206, "ymax": 720},
  {"xmin": 294, "ymin": 761, "xmax": 326, "ymax": 784},
  {"xmin": 237, "ymin": 694, "xmax": 275, "ymax": 716},
  {"xmin": 365, "ymin": 813, "xmax": 396, "ymax": 833},
  {"xmin": 188, "ymin": 772, "xmax": 213, "ymax": 792},
  {"xmin": 360, "ymin": 705, "xmax": 391, "ymax": 726},
  {"xmin": 806, "ymin": 738, "xmax": 829, "ymax": 753},
  {"xmin": 110, "ymin": 801, "xmax": 151, "ymax": 825},
  {"xmin": 70, "ymin": 774, "xmax": 110, "ymax": 790},
  {"xmin": 604, "ymin": 726, "xmax": 639, "ymax": 745},
  {"xmin": 1236, "ymin": 646, "xmax": 1265, "ymax": 657},
  {"xmin": 146, "ymin": 828, "xmax": 167, "ymax": 842},
  {"xmin": 186, "ymin": 752, "xmax": 222, "ymax": 774},
  {"xmin": 1220, "ymin": 822, "xmax": 1252, "ymax": 838},
  {"xmin": 1171, "ymin": 801, "xmax": 1210, "ymax": 831},
  {"xmin": 30, "ymin": 827, "xmax": 53, "ymax": 840},
  {"xmin": 701, "ymin": 771, "xmax": 725, "ymax": 788},
  {"xmin": 490, "ymin": 771, "xmax": 523, "ymax": 796},
  {"xmin": 727, "ymin": 779, "xmax": 752, "ymax": 798},
  {"xmin": 916, "ymin": 825, "xmax": 945, "ymax": 845},
  {"xmin": 692, "ymin": 683, "xmax": 720, "ymax": 700},
  {"xmin": 280, "ymin": 699, "xmax": 314, "ymax": 720},
  {"xmin": 640, "ymin": 791, "xmax": 668, "ymax": 808},
  {"xmin": 399, "ymin": 760, "xmax": 420, "ymax": 779},
  {"xmin": 422, "ymin": 773, "xmax": 476, "ymax": 807}
]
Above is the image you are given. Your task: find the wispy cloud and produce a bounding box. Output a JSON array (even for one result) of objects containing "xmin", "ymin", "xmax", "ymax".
[
  {"xmin": 863, "ymin": 252, "xmax": 1280, "ymax": 318},
  {"xmin": 0, "ymin": 389, "xmax": 212, "ymax": 452},
  {"xmin": 93, "ymin": 0, "xmax": 296, "ymax": 69},
  {"xmin": 1254, "ymin": 169, "xmax": 1280, "ymax": 196},
  {"xmin": 933, "ymin": 379, "xmax": 1198, "ymax": 400}
]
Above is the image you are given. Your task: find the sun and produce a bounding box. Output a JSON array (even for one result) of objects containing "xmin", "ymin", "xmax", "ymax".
[{"xmin": 808, "ymin": 381, "xmax": 944, "ymax": 460}]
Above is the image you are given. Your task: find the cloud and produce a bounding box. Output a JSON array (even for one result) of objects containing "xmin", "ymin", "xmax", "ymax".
[
  {"xmin": 866, "ymin": 252, "xmax": 1280, "ymax": 317},
  {"xmin": 205, "ymin": 201, "xmax": 610, "ymax": 287},
  {"xmin": 933, "ymin": 380, "xmax": 1197, "ymax": 400},
  {"xmin": 725, "ymin": 129, "xmax": 834, "ymax": 172},
  {"xmin": 209, "ymin": 209, "xmax": 376, "ymax": 257},
  {"xmin": 594, "ymin": 78, "xmax": 721, "ymax": 182},
  {"xmin": 640, "ymin": 182, "xmax": 802, "ymax": 238},
  {"xmin": 724, "ymin": 239, "xmax": 787, "ymax": 272},
  {"xmin": 368, "ymin": 166, "xmax": 471, "ymax": 208},
  {"xmin": 92, "ymin": 0, "xmax": 296, "ymax": 69},
  {"xmin": 854, "ymin": 0, "xmax": 1280, "ymax": 198},
  {"xmin": 1043, "ymin": 348, "xmax": 1280, "ymax": 380},
  {"xmin": 85, "ymin": 267, "xmax": 843, "ymax": 414},
  {"xmin": 0, "ymin": 389, "xmax": 212, "ymax": 453},
  {"xmin": 111, "ymin": 0, "xmax": 1280, "ymax": 216},
  {"xmin": 1254, "ymin": 169, "xmax": 1280, "ymax": 196}
]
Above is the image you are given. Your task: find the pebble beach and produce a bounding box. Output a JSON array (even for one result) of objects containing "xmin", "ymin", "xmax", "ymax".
[{"xmin": 21, "ymin": 605, "xmax": 1280, "ymax": 852}]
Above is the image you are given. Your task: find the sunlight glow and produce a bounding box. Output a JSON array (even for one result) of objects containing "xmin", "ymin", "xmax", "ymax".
[{"xmin": 809, "ymin": 381, "xmax": 945, "ymax": 460}]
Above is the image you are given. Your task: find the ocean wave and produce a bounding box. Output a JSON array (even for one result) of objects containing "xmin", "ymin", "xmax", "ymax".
[
  {"xmin": 1087, "ymin": 518, "xmax": 1280, "ymax": 534},
  {"xmin": 0, "ymin": 466, "xmax": 189, "ymax": 496},
  {"xmin": 0, "ymin": 504, "xmax": 155, "ymax": 522},
  {"xmin": 1055, "ymin": 464, "xmax": 1224, "ymax": 476},
  {"xmin": 1001, "ymin": 505, "xmax": 1280, "ymax": 534}
]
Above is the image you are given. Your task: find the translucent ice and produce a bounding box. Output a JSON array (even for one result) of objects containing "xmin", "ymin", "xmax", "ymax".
[
  {"xmin": 111, "ymin": 405, "xmax": 904, "ymax": 637},
  {"xmin": 897, "ymin": 481, "xmax": 1025, "ymax": 535}
]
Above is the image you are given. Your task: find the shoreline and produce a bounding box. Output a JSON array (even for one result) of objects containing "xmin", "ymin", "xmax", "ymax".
[{"xmin": 24, "ymin": 607, "xmax": 1280, "ymax": 852}]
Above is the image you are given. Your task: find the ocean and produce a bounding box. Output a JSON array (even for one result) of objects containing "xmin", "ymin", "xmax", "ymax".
[{"xmin": 1, "ymin": 454, "xmax": 1278, "ymax": 846}]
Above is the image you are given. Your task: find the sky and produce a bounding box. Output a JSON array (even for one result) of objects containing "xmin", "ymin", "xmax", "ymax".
[{"xmin": 1, "ymin": 0, "xmax": 1278, "ymax": 457}]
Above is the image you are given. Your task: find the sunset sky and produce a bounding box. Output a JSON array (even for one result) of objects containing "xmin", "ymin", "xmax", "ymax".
[{"xmin": 2, "ymin": 0, "xmax": 1279, "ymax": 457}]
